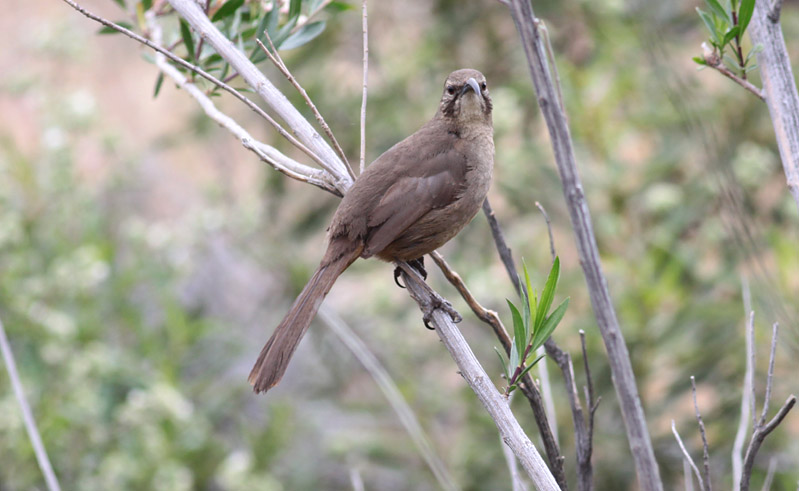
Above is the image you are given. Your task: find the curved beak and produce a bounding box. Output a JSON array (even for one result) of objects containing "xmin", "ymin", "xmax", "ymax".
[{"xmin": 461, "ymin": 77, "xmax": 482, "ymax": 98}]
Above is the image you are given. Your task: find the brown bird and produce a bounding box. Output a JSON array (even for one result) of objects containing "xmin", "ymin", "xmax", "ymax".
[{"xmin": 249, "ymin": 68, "xmax": 494, "ymax": 393}]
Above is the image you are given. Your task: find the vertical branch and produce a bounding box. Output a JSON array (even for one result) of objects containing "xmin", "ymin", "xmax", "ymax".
[
  {"xmin": 747, "ymin": 0, "xmax": 799, "ymax": 212},
  {"xmin": 504, "ymin": 2, "xmax": 662, "ymax": 488},
  {"xmin": 733, "ymin": 310, "xmax": 756, "ymax": 490},
  {"xmin": 0, "ymin": 318, "xmax": 62, "ymax": 491},
  {"xmin": 359, "ymin": 0, "xmax": 369, "ymax": 174},
  {"xmin": 671, "ymin": 420, "xmax": 705, "ymax": 490},
  {"xmin": 690, "ymin": 377, "xmax": 712, "ymax": 491}
]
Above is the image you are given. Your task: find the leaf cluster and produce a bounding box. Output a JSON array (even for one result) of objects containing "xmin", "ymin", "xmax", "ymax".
[
  {"xmin": 496, "ymin": 258, "xmax": 569, "ymax": 396},
  {"xmin": 693, "ymin": 0, "xmax": 761, "ymax": 76}
]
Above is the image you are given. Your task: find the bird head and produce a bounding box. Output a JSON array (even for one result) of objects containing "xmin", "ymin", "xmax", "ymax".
[{"xmin": 438, "ymin": 69, "xmax": 492, "ymax": 124}]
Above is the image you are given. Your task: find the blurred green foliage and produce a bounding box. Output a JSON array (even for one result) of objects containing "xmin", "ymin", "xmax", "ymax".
[{"xmin": 1, "ymin": 0, "xmax": 798, "ymax": 489}]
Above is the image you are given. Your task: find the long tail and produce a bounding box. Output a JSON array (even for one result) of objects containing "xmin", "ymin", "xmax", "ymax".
[{"xmin": 249, "ymin": 240, "xmax": 361, "ymax": 393}]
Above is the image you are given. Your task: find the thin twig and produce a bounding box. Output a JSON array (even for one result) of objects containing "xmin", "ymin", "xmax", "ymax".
[
  {"xmin": 759, "ymin": 323, "xmax": 778, "ymax": 427},
  {"xmin": 319, "ymin": 307, "xmax": 458, "ymax": 491},
  {"xmin": 684, "ymin": 459, "xmax": 694, "ymax": 491},
  {"xmin": 359, "ymin": 0, "xmax": 369, "ymax": 174},
  {"xmin": 256, "ymin": 35, "xmax": 354, "ymax": 180},
  {"xmin": 535, "ymin": 201, "xmax": 556, "ymax": 263},
  {"xmin": 0, "ymin": 317, "xmax": 62, "ymax": 491},
  {"xmin": 760, "ymin": 458, "xmax": 777, "ymax": 491},
  {"xmin": 690, "ymin": 377, "xmax": 712, "ymax": 491},
  {"xmin": 671, "ymin": 420, "xmax": 705, "ymax": 490},
  {"xmin": 741, "ymin": 395, "xmax": 797, "ymax": 490},
  {"xmin": 482, "ymin": 199, "xmax": 522, "ymax": 294},
  {"xmin": 701, "ymin": 43, "xmax": 766, "ymax": 101},
  {"xmin": 61, "ymin": 0, "xmax": 342, "ymax": 186},
  {"xmin": 749, "ymin": 313, "xmax": 757, "ymax": 432},
  {"xmin": 500, "ymin": 392, "xmax": 529, "ymax": 491}
]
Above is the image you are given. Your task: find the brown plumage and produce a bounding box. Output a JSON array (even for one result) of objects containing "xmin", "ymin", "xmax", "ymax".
[{"xmin": 249, "ymin": 69, "xmax": 494, "ymax": 393}]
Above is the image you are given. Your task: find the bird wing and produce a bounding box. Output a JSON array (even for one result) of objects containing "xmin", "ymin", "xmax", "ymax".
[{"xmin": 363, "ymin": 142, "xmax": 468, "ymax": 257}]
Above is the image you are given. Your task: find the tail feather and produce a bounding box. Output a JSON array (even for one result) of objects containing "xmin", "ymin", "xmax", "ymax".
[{"xmin": 249, "ymin": 241, "xmax": 360, "ymax": 393}]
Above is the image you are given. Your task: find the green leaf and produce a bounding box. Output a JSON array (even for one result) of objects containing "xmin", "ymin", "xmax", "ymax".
[
  {"xmin": 180, "ymin": 18, "xmax": 195, "ymax": 60},
  {"xmin": 535, "ymin": 256, "xmax": 560, "ymax": 332},
  {"xmin": 111, "ymin": 0, "xmax": 125, "ymax": 7},
  {"xmin": 141, "ymin": 0, "xmax": 153, "ymax": 11},
  {"xmin": 532, "ymin": 298, "xmax": 569, "ymax": 350},
  {"xmin": 722, "ymin": 25, "xmax": 740, "ymax": 47},
  {"xmin": 697, "ymin": 8, "xmax": 721, "ymax": 46},
  {"xmin": 494, "ymin": 347, "xmax": 509, "ymax": 380},
  {"xmin": 523, "ymin": 259, "xmax": 535, "ymax": 320},
  {"xmin": 509, "ymin": 338, "xmax": 519, "ymax": 374},
  {"xmin": 692, "ymin": 56, "xmax": 709, "ymax": 66},
  {"xmin": 737, "ymin": 0, "xmax": 755, "ymax": 34},
  {"xmin": 280, "ymin": 21, "xmax": 326, "ymax": 50},
  {"xmin": 289, "ymin": 0, "xmax": 302, "ymax": 19},
  {"xmin": 153, "ymin": 72, "xmax": 164, "ymax": 98},
  {"xmin": 507, "ymin": 300, "xmax": 525, "ymax": 362},
  {"xmin": 211, "ymin": 0, "xmax": 245, "ymax": 22},
  {"xmin": 326, "ymin": 1, "xmax": 356, "ymax": 11},
  {"xmin": 704, "ymin": 0, "xmax": 730, "ymax": 22},
  {"xmin": 98, "ymin": 21, "xmax": 133, "ymax": 34},
  {"xmin": 517, "ymin": 354, "xmax": 545, "ymax": 381}
]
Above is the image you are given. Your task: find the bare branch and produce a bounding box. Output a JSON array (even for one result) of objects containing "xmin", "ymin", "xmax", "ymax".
[
  {"xmin": 255, "ymin": 36, "xmax": 354, "ymax": 180},
  {"xmin": 500, "ymin": 392, "xmax": 530, "ymax": 491},
  {"xmin": 319, "ymin": 307, "xmax": 458, "ymax": 491},
  {"xmin": 733, "ymin": 304, "xmax": 754, "ymax": 489},
  {"xmin": 167, "ymin": 0, "xmax": 353, "ymax": 193},
  {"xmin": 61, "ymin": 0, "xmax": 343, "ymax": 193},
  {"xmin": 145, "ymin": 14, "xmax": 339, "ymax": 195},
  {"xmin": 482, "ymin": 198, "xmax": 522, "ymax": 294},
  {"xmin": 360, "ymin": 0, "xmax": 369, "ymax": 174},
  {"xmin": 741, "ymin": 396, "xmax": 797, "ymax": 490},
  {"xmin": 535, "ymin": 201, "xmax": 556, "ymax": 262},
  {"xmin": 504, "ymin": 2, "xmax": 662, "ymax": 487},
  {"xmin": 0, "ymin": 317, "xmax": 62, "ymax": 491},
  {"xmin": 749, "ymin": 313, "xmax": 757, "ymax": 432},
  {"xmin": 690, "ymin": 377, "xmax": 712, "ymax": 491},
  {"xmin": 396, "ymin": 262, "xmax": 560, "ymax": 489},
  {"xmin": 684, "ymin": 460, "xmax": 694, "ymax": 491},
  {"xmin": 671, "ymin": 420, "xmax": 705, "ymax": 490},
  {"xmin": 748, "ymin": 0, "xmax": 799, "ymax": 212},
  {"xmin": 759, "ymin": 323, "xmax": 778, "ymax": 428}
]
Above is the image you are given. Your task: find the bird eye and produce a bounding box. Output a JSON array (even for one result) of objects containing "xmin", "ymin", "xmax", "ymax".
[
  {"xmin": 446, "ymin": 85, "xmax": 456, "ymax": 95},
  {"xmin": 481, "ymin": 81, "xmax": 487, "ymax": 91}
]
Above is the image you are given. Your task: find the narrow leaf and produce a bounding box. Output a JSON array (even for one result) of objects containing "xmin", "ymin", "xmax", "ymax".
[
  {"xmin": 280, "ymin": 20, "xmax": 326, "ymax": 50},
  {"xmin": 494, "ymin": 347, "xmax": 509, "ymax": 380},
  {"xmin": 507, "ymin": 299, "xmax": 526, "ymax": 362},
  {"xmin": 288, "ymin": 0, "xmax": 302, "ymax": 19},
  {"xmin": 737, "ymin": 0, "xmax": 755, "ymax": 34},
  {"xmin": 722, "ymin": 25, "xmax": 740, "ymax": 47},
  {"xmin": 517, "ymin": 354, "xmax": 546, "ymax": 381},
  {"xmin": 153, "ymin": 72, "xmax": 164, "ymax": 98},
  {"xmin": 326, "ymin": 1, "xmax": 356, "ymax": 11},
  {"xmin": 180, "ymin": 18, "xmax": 195, "ymax": 60},
  {"xmin": 509, "ymin": 338, "xmax": 519, "ymax": 373},
  {"xmin": 704, "ymin": 0, "xmax": 730, "ymax": 22},
  {"xmin": 211, "ymin": 0, "xmax": 245, "ymax": 22},
  {"xmin": 141, "ymin": 0, "xmax": 153, "ymax": 11},
  {"xmin": 533, "ymin": 298, "xmax": 569, "ymax": 350},
  {"xmin": 692, "ymin": 56, "xmax": 708, "ymax": 66},
  {"xmin": 535, "ymin": 256, "xmax": 560, "ymax": 332},
  {"xmin": 98, "ymin": 21, "xmax": 133, "ymax": 34}
]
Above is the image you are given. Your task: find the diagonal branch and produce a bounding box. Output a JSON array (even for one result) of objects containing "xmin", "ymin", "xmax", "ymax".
[
  {"xmin": 0, "ymin": 317, "xmax": 62, "ymax": 491},
  {"xmin": 396, "ymin": 262, "xmax": 559, "ymax": 490}
]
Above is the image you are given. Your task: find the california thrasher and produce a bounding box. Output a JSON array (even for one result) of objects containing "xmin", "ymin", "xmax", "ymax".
[{"xmin": 249, "ymin": 68, "xmax": 494, "ymax": 393}]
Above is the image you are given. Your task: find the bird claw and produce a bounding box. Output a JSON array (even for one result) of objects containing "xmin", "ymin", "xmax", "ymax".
[
  {"xmin": 422, "ymin": 295, "xmax": 462, "ymax": 330},
  {"xmin": 393, "ymin": 257, "xmax": 427, "ymax": 289},
  {"xmin": 393, "ymin": 267, "xmax": 406, "ymax": 288}
]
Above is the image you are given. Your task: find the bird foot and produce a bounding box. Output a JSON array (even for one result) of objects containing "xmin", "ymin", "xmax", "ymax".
[
  {"xmin": 423, "ymin": 292, "xmax": 462, "ymax": 330},
  {"xmin": 393, "ymin": 257, "xmax": 427, "ymax": 289}
]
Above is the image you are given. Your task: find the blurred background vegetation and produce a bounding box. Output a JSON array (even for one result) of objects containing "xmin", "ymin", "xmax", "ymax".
[{"xmin": 1, "ymin": 0, "xmax": 798, "ymax": 489}]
